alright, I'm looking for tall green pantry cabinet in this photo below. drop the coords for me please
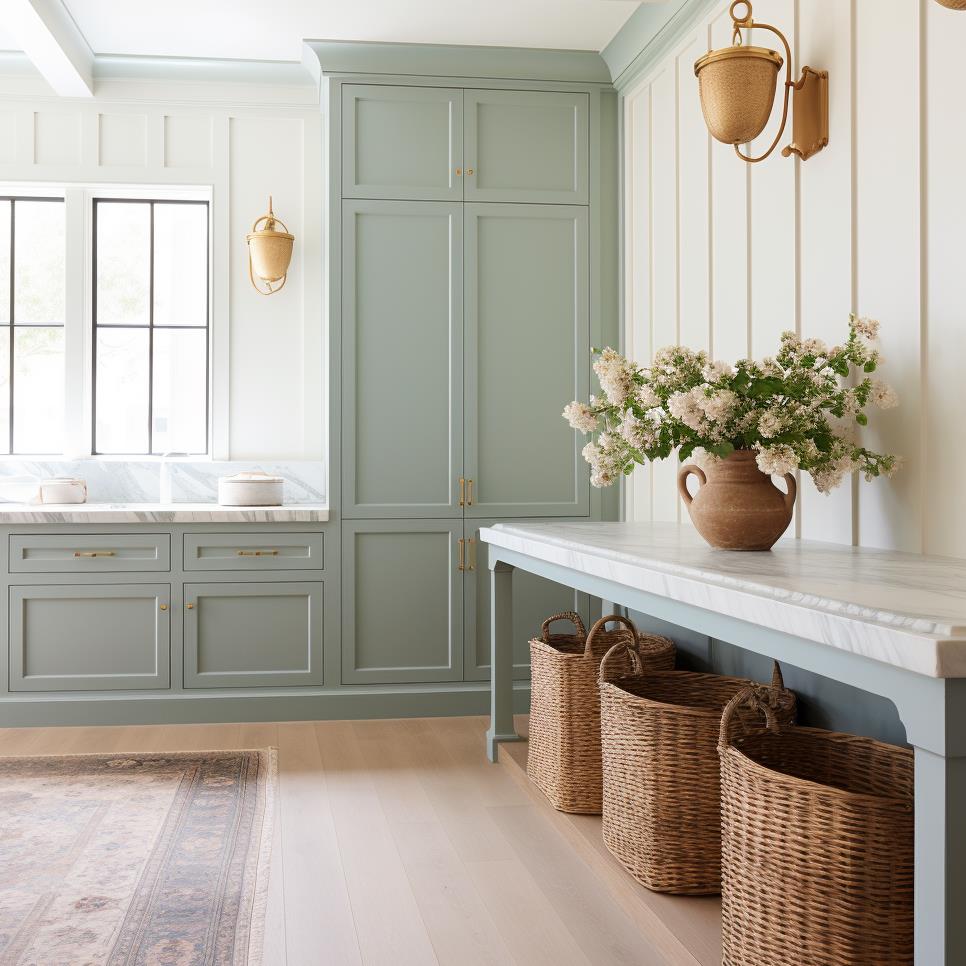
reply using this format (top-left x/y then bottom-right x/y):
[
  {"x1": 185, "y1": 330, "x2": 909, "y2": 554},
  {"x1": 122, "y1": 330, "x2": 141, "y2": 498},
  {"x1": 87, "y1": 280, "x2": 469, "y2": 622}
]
[{"x1": 319, "y1": 49, "x2": 619, "y2": 691}]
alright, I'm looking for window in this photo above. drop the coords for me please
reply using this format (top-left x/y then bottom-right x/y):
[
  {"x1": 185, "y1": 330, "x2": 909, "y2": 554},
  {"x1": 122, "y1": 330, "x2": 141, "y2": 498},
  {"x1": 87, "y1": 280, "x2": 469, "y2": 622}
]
[
  {"x1": 93, "y1": 199, "x2": 209, "y2": 454},
  {"x1": 0, "y1": 186, "x2": 211, "y2": 457},
  {"x1": 0, "y1": 197, "x2": 67, "y2": 455}
]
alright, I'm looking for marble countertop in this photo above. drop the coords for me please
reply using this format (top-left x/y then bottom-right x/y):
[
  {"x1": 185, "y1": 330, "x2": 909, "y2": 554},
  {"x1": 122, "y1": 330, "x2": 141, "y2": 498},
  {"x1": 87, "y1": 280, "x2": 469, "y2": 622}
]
[
  {"x1": 480, "y1": 521, "x2": 966, "y2": 678},
  {"x1": 0, "y1": 503, "x2": 330, "y2": 523}
]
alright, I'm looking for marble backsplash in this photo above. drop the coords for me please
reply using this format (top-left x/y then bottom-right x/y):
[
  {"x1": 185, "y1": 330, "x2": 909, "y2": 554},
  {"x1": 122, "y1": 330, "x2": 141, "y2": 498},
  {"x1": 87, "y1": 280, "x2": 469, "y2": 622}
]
[{"x1": 0, "y1": 460, "x2": 326, "y2": 505}]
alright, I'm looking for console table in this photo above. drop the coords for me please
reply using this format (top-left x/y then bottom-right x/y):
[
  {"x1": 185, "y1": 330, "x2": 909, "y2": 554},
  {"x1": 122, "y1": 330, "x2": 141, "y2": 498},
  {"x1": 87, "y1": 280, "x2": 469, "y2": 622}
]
[{"x1": 480, "y1": 520, "x2": 966, "y2": 966}]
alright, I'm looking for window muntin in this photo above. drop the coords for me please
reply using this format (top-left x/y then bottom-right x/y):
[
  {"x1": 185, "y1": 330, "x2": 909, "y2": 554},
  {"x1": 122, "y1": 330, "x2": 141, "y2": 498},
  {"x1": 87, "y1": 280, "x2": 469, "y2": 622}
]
[
  {"x1": 93, "y1": 198, "x2": 209, "y2": 455},
  {"x1": 0, "y1": 197, "x2": 66, "y2": 455}
]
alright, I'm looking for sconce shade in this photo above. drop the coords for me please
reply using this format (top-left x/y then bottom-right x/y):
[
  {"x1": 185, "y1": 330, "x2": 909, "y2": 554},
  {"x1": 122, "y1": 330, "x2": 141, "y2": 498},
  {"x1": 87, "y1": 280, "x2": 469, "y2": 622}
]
[
  {"x1": 248, "y1": 229, "x2": 293, "y2": 283},
  {"x1": 694, "y1": 46, "x2": 783, "y2": 145},
  {"x1": 935, "y1": 0, "x2": 966, "y2": 8}
]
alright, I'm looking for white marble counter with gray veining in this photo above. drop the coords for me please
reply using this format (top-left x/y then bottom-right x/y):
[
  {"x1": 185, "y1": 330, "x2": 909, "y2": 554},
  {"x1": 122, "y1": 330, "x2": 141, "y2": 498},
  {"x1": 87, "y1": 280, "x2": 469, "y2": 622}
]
[
  {"x1": 0, "y1": 503, "x2": 330, "y2": 523},
  {"x1": 480, "y1": 521, "x2": 966, "y2": 678}
]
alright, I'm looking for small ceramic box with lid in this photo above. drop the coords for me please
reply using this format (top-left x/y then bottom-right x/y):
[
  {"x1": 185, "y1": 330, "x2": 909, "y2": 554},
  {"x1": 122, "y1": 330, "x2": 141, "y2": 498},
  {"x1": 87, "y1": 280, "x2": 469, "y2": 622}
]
[{"x1": 217, "y1": 471, "x2": 284, "y2": 507}]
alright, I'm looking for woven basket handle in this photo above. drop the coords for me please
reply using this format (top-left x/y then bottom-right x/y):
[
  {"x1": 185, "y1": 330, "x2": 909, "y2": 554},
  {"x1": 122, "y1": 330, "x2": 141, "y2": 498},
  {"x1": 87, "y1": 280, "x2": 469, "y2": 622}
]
[
  {"x1": 599, "y1": 640, "x2": 644, "y2": 684},
  {"x1": 540, "y1": 611, "x2": 587, "y2": 643},
  {"x1": 585, "y1": 613, "x2": 639, "y2": 657},
  {"x1": 718, "y1": 661, "x2": 791, "y2": 747}
]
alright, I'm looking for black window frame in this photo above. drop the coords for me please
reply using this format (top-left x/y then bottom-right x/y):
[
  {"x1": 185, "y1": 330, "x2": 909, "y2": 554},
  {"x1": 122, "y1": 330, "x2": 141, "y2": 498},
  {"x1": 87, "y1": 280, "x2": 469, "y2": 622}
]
[
  {"x1": 92, "y1": 196, "x2": 211, "y2": 456},
  {"x1": 1, "y1": 195, "x2": 67, "y2": 455}
]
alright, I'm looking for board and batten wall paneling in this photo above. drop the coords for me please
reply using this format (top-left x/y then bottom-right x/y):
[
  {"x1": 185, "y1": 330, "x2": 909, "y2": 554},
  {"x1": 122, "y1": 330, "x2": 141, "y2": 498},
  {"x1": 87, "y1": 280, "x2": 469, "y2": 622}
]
[
  {"x1": 0, "y1": 91, "x2": 322, "y2": 464},
  {"x1": 622, "y1": 0, "x2": 960, "y2": 556}
]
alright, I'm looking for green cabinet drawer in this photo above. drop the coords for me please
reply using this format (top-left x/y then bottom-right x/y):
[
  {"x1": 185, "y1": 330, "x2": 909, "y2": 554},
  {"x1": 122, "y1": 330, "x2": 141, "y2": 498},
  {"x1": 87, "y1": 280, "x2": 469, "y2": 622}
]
[
  {"x1": 183, "y1": 533, "x2": 323, "y2": 571},
  {"x1": 183, "y1": 582, "x2": 323, "y2": 688},
  {"x1": 9, "y1": 533, "x2": 170, "y2": 573},
  {"x1": 9, "y1": 583, "x2": 171, "y2": 692}
]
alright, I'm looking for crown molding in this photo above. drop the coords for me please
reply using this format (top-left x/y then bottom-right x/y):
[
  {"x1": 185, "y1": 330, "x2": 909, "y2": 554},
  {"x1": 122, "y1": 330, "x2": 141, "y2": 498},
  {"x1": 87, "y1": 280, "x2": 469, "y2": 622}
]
[
  {"x1": 303, "y1": 39, "x2": 612, "y2": 85},
  {"x1": 602, "y1": 0, "x2": 720, "y2": 92}
]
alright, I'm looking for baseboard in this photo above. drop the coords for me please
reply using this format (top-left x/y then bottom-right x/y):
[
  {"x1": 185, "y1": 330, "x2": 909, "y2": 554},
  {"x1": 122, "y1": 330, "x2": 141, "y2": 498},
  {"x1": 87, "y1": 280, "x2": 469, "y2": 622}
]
[{"x1": 0, "y1": 683, "x2": 532, "y2": 728}]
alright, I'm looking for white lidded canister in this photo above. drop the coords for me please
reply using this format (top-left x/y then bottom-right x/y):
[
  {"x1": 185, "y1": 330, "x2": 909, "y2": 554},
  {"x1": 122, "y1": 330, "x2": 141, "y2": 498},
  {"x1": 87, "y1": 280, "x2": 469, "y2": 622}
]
[{"x1": 217, "y1": 471, "x2": 284, "y2": 506}]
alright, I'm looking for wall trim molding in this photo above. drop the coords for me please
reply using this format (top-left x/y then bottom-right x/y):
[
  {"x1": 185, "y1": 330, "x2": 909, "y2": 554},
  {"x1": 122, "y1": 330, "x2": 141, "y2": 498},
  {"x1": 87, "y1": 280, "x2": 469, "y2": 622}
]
[
  {"x1": 304, "y1": 39, "x2": 613, "y2": 85},
  {"x1": 602, "y1": 0, "x2": 721, "y2": 92}
]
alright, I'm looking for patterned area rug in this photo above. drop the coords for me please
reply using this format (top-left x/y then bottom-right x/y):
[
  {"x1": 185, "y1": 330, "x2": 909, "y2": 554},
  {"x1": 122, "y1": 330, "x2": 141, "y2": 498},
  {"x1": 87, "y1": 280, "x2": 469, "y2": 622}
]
[{"x1": 0, "y1": 749, "x2": 276, "y2": 965}]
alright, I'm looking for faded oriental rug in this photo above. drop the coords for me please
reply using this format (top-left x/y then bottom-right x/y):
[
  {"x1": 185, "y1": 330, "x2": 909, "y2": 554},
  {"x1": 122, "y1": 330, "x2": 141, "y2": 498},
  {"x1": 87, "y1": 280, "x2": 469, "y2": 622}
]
[{"x1": 0, "y1": 749, "x2": 276, "y2": 965}]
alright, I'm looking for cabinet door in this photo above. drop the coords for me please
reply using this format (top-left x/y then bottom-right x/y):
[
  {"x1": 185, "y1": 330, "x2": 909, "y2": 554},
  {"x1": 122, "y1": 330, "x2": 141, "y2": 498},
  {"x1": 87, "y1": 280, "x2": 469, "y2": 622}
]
[
  {"x1": 463, "y1": 519, "x2": 589, "y2": 681},
  {"x1": 183, "y1": 582, "x2": 322, "y2": 688},
  {"x1": 343, "y1": 85, "x2": 463, "y2": 201},
  {"x1": 464, "y1": 90, "x2": 589, "y2": 204},
  {"x1": 464, "y1": 204, "x2": 590, "y2": 517},
  {"x1": 342, "y1": 520, "x2": 463, "y2": 684},
  {"x1": 342, "y1": 200, "x2": 464, "y2": 518},
  {"x1": 9, "y1": 584, "x2": 170, "y2": 692}
]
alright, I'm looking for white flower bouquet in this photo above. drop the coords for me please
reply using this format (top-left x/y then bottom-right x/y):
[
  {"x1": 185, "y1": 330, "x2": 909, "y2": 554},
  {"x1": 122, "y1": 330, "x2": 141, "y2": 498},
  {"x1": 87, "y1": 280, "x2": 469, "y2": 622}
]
[{"x1": 563, "y1": 315, "x2": 899, "y2": 492}]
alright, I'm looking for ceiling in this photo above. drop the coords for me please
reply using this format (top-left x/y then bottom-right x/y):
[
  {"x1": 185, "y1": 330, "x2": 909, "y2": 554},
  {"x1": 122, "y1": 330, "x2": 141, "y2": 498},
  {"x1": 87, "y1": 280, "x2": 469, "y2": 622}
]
[{"x1": 0, "y1": 1, "x2": 650, "y2": 63}]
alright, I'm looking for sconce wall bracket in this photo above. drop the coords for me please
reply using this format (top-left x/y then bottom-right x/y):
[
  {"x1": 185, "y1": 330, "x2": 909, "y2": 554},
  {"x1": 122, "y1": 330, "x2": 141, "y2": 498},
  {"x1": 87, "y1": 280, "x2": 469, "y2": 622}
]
[{"x1": 781, "y1": 67, "x2": 829, "y2": 161}]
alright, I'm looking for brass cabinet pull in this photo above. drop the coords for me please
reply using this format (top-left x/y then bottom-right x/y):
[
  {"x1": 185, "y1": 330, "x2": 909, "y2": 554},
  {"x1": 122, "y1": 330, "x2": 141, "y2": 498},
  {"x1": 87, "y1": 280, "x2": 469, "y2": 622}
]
[
  {"x1": 466, "y1": 479, "x2": 474, "y2": 506},
  {"x1": 159, "y1": 603, "x2": 168, "y2": 611},
  {"x1": 466, "y1": 167, "x2": 475, "y2": 175},
  {"x1": 186, "y1": 603, "x2": 195, "y2": 610},
  {"x1": 74, "y1": 550, "x2": 116, "y2": 558},
  {"x1": 458, "y1": 537, "x2": 465, "y2": 572},
  {"x1": 458, "y1": 477, "x2": 466, "y2": 507},
  {"x1": 467, "y1": 538, "x2": 476, "y2": 571},
  {"x1": 236, "y1": 549, "x2": 279, "y2": 557},
  {"x1": 455, "y1": 167, "x2": 462, "y2": 176}
]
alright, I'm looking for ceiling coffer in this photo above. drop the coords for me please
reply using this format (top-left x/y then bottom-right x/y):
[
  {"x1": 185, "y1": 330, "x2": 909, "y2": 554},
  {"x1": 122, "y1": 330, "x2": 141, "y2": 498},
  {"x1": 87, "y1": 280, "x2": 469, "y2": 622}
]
[
  {"x1": 694, "y1": 0, "x2": 828, "y2": 164},
  {"x1": 246, "y1": 196, "x2": 295, "y2": 295}
]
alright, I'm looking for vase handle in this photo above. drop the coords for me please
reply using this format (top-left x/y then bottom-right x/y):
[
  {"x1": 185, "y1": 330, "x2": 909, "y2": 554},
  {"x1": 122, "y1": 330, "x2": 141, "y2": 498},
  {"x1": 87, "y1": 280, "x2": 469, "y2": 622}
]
[
  {"x1": 782, "y1": 473, "x2": 797, "y2": 513},
  {"x1": 677, "y1": 464, "x2": 707, "y2": 507}
]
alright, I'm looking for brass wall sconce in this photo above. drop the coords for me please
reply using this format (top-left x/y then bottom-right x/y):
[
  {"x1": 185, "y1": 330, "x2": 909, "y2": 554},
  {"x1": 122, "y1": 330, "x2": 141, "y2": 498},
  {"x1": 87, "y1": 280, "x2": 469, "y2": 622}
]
[
  {"x1": 246, "y1": 196, "x2": 295, "y2": 295},
  {"x1": 694, "y1": 0, "x2": 828, "y2": 163},
  {"x1": 935, "y1": 0, "x2": 966, "y2": 9}
]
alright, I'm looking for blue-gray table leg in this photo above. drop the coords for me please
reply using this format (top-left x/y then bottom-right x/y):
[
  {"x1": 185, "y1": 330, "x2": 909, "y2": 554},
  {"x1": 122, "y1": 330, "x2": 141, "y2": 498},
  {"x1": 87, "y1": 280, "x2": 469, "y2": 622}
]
[
  {"x1": 486, "y1": 558, "x2": 521, "y2": 762},
  {"x1": 914, "y1": 746, "x2": 966, "y2": 964}
]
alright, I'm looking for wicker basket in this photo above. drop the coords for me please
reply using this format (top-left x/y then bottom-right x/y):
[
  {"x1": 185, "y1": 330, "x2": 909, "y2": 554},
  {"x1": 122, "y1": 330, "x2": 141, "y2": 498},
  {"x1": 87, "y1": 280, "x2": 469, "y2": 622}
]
[
  {"x1": 527, "y1": 613, "x2": 675, "y2": 814},
  {"x1": 718, "y1": 685, "x2": 914, "y2": 966},
  {"x1": 599, "y1": 646, "x2": 795, "y2": 894}
]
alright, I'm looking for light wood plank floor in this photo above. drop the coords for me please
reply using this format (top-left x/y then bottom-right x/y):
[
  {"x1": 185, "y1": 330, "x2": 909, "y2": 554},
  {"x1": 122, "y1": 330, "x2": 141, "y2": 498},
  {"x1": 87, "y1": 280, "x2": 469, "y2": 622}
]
[{"x1": 0, "y1": 715, "x2": 720, "y2": 966}]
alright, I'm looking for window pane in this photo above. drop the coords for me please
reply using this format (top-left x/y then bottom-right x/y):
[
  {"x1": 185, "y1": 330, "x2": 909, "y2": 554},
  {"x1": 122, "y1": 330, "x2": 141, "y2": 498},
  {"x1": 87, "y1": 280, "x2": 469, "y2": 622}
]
[
  {"x1": 96, "y1": 202, "x2": 149, "y2": 326},
  {"x1": 13, "y1": 327, "x2": 64, "y2": 453},
  {"x1": 0, "y1": 201, "x2": 9, "y2": 325},
  {"x1": 154, "y1": 204, "x2": 207, "y2": 326},
  {"x1": 14, "y1": 201, "x2": 65, "y2": 325},
  {"x1": 96, "y1": 328, "x2": 149, "y2": 453},
  {"x1": 0, "y1": 335, "x2": 10, "y2": 454},
  {"x1": 152, "y1": 328, "x2": 207, "y2": 454}
]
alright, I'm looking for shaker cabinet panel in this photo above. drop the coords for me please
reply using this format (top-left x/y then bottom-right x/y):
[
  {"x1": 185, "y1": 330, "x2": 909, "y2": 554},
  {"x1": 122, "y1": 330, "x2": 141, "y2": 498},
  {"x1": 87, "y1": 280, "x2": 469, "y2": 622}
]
[
  {"x1": 463, "y1": 519, "x2": 588, "y2": 681},
  {"x1": 183, "y1": 582, "x2": 322, "y2": 688},
  {"x1": 342, "y1": 85, "x2": 463, "y2": 201},
  {"x1": 342, "y1": 200, "x2": 464, "y2": 518},
  {"x1": 9, "y1": 583, "x2": 170, "y2": 692},
  {"x1": 463, "y1": 90, "x2": 589, "y2": 204},
  {"x1": 464, "y1": 204, "x2": 590, "y2": 517},
  {"x1": 342, "y1": 520, "x2": 463, "y2": 684}
]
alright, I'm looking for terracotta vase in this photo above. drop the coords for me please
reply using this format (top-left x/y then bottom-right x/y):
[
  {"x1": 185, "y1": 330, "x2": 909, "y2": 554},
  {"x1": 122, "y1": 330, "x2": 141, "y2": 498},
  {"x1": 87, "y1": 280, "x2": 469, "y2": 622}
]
[{"x1": 677, "y1": 450, "x2": 796, "y2": 551}]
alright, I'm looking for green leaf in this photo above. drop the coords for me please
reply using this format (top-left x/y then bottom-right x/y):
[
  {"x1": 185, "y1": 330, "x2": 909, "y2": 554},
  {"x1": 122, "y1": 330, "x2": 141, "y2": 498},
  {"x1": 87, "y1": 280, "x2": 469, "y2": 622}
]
[{"x1": 855, "y1": 412, "x2": 868, "y2": 426}]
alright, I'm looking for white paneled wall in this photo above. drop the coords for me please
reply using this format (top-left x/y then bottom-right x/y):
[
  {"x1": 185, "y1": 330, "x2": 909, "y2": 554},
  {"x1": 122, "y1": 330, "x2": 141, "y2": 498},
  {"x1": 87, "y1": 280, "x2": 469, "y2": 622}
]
[
  {"x1": 0, "y1": 79, "x2": 322, "y2": 461},
  {"x1": 623, "y1": 0, "x2": 965, "y2": 556}
]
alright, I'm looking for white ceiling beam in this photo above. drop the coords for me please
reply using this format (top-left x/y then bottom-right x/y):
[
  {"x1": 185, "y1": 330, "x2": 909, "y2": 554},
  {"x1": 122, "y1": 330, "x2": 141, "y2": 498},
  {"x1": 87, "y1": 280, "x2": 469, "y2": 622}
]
[{"x1": 5, "y1": 0, "x2": 94, "y2": 97}]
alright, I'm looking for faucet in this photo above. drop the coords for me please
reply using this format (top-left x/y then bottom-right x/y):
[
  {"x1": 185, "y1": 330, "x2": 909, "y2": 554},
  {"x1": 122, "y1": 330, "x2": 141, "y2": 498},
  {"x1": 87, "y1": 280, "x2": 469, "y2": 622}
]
[{"x1": 159, "y1": 453, "x2": 188, "y2": 504}]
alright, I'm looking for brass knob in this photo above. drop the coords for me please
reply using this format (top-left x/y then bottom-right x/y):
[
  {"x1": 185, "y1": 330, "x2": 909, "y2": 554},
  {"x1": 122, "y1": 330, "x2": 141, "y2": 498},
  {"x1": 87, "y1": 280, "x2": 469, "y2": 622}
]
[
  {"x1": 466, "y1": 167, "x2": 475, "y2": 175},
  {"x1": 159, "y1": 604, "x2": 168, "y2": 611},
  {"x1": 455, "y1": 167, "x2": 462, "y2": 176},
  {"x1": 186, "y1": 603, "x2": 194, "y2": 610}
]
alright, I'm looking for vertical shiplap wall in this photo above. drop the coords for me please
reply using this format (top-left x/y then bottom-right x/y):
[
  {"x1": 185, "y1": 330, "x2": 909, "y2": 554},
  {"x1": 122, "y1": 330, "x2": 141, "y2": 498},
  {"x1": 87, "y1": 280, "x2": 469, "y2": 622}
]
[{"x1": 623, "y1": 0, "x2": 965, "y2": 555}]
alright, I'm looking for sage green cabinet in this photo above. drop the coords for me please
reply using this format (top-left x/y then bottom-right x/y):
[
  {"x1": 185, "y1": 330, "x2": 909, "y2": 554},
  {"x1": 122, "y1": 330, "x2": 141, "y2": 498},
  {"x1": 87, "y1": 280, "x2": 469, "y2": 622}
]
[
  {"x1": 183, "y1": 582, "x2": 323, "y2": 689},
  {"x1": 342, "y1": 85, "x2": 463, "y2": 201},
  {"x1": 342, "y1": 200, "x2": 464, "y2": 519},
  {"x1": 463, "y1": 519, "x2": 589, "y2": 681},
  {"x1": 9, "y1": 583, "x2": 170, "y2": 692},
  {"x1": 342, "y1": 520, "x2": 463, "y2": 684},
  {"x1": 463, "y1": 90, "x2": 589, "y2": 204},
  {"x1": 10, "y1": 533, "x2": 170, "y2": 573},
  {"x1": 464, "y1": 204, "x2": 590, "y2": 517}
]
